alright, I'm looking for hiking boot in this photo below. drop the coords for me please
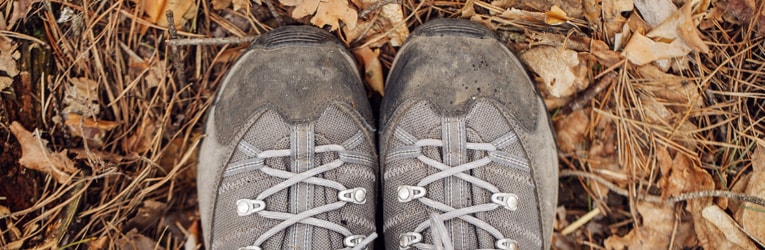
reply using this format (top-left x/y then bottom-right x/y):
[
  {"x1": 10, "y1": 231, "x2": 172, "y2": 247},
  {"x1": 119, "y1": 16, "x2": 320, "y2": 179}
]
[
  {"x1": 380, "y1": 19, "x2": 558, "y2": 250},
  {"x1": 197, "y1": 25, "x2": 378, "y2": 250}
]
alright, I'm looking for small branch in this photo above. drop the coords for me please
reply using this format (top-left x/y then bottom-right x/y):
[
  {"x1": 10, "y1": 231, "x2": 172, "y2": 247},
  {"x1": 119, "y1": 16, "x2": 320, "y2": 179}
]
[
  {"x1": 263, "y1": 0, "x2": 284, "y2": 26},
  {"x1": 563, "y1": 71, "x2": 617, "y2": 114},
  {"x1": 166, "y1": 36, "x2": 259, "y2": 46},
  {"x1": 166, "y1": 11, "x2": 187, "y2": 87},
  {"x1": 560, "y1": 169, "x2": 765, "y2": 207},
  {"x1": 359, "y1": 0, "x2": 397, "y2": 19}
]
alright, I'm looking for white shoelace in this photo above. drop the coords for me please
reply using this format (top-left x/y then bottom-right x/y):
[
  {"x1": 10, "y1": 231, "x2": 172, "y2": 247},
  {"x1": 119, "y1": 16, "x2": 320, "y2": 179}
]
[
  {"x1": 390, "y1": 128, "x2": 524, "y2": 250},
  {"x1": 230, "y1": 133, "x2": 377, "y2": 250}
]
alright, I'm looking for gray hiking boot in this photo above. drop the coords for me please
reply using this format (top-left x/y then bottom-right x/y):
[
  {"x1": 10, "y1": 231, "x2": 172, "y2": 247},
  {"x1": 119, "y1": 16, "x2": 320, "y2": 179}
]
[
  {"x1": 197, "y1": 25, "x2": 378, "y2": 250},
  {"x1": 380, "y1": 19, "x2": 558, "y2": 250}
]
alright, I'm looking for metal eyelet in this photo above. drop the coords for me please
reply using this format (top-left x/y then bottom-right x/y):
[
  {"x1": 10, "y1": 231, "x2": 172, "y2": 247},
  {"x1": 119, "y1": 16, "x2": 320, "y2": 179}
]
[
  {"x1": 397, "y1": 186, "x2": 426, "y2": 202},
  {"x1": 399, "y1": 232, "x2": 423, "y2": 249},
  {"x1": 236, "y1": 199, "x2": 265, "y2": 216},
  {"x1": 344, "y1": 235, "x2": 367, "y2": 248},
  {"x1": 491, "y1": 193, "x2": 519, "y2": 211},
  {"x1": 239, "y1": 246, "x2": 262, "y2": 250},
  {"x1": 338, "y1": 187, "x2": 367, "y2": 204},
  {"x1": 496, "y1": 238, "x2": 519, "y2": 250}
]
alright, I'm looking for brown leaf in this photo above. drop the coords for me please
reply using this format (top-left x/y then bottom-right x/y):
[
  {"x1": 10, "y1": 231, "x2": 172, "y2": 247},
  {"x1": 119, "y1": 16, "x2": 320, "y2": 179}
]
[
  {"x1": 132, "y1": 0, "x2": 198, "y2": 28},
  {"x1": 117, "y1": 229, "x2": 165, "y2": 250},
  {"x1": 8, "y1": 0, "x2": 41, "y2": 29},
  {"x1": 353, "y1": 47, "x2": 384, "y2": 96},
  {"x1": 700, "y1": 205, "x2": 757, "y2": 249},
  {"x1": 380, "y1": 4, "x2": 409, "y2": 46},
  {"x1": 520, "y1": 46, "x2": 589, "y2": 98},
  {"x1": 718, "y1": 0, "x2": 765, "y2": 35},
  {"x1": 544, "y1": 5, "x2": 569, "y2": 25},
  {"x1": 122, "y1": 117, "x2": 158, "y2": 154},
  {"x1": 310, "y1": 0, "x2": 358, "y2": 31},
  {"x1": 604, "y1": 202, "x2": 696, "y2": 249},
  {"x1": 65, "y1": 113, "x2": 119, "y2": 147},
  {"x1": 624, "y1": 2, "x2": 709, "y2": 65},
  {"x1": 554, "y1": 109, "x2": 589, "y2": 154},
  {"x1": 633, "y1": 0, "x2": 677, "y2": 27},
  {"x1": 0, "y1": 35, "x2": 20, "y2": 78},
  {"x1": 63, "y1": 77, "x2": 100, "y2": 117},
  {"x1": 9, "y1": 122, "x2": 77, "y2": 184},
  {"x1": 660, "y1": 152, "x2": 714, "y2": 200},
  {"x1": 740, "y1": 142, "x2": 765, "y2": 243},
  {"x1": 647, "y1": 2, "x2": 709, "y2": 53},
  {"x1": 281, "y1": 0, "x2": 320, "y2": 19},
  {"x1": 211, "y1": 0, "x2": 233, "y2": 9}
]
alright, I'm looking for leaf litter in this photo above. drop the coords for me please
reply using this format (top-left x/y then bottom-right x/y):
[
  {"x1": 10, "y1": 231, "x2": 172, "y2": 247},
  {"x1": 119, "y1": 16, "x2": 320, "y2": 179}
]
[{"x1": 2, "y1": 0, "x2": 765, "y2": 249}]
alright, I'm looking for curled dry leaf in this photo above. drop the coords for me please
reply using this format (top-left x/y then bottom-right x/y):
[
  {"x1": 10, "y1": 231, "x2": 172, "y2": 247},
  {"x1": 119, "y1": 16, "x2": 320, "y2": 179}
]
[
  {"x1": 623, "y1": 2, "x2": 709, "y2": 65},
  {"x1": 122, "y1": 117, "x2": 158, "y2": 154},
  {"x1": 117, "y1": 229, "x2": 166, "y2": 250},
  {"x1": 544, "y1": 5, "x2": 569, "y2": 25},
  {"x1": 520, "y1": 46, "x2": 589, "y2": 98},
  {"x1": 310, "y1": 0, "x2": 358, "y2": 31},
  {"x1": 63, "y1": 77, "x2": 100, "y2": 117},
  {"x1": 739, "y1": 142, "x2": 765, "y2": 243},
  {"x1": 132, "y1": 0, "x2": 198, "y2": 28},
  {"x1": 700, "y1": 205, "x2": 757, "y2": 249},
  {"x1": 353, "y1": 47, "x2": 384, "y2": 96},
  {"x1": 282, "y1": 0, "x2": 358, "y2": 31},
  {"x1": 554, "y1": 109, "x2": 589, "y2": 154},
  {"x1": 64, "y1": 113, "x2": 119, "y2": 147},
  {"x1": 633, "y1": 0, "x2": 677, "y2": 27},
  {"x1": 9, "y1": 122, "x2": 77, "y2": 184},
  {"x1": 0, "y1": 35, "x2": 20, "y2": 78},
  {"x1": 718, "y1": 0, "x2": 765, "y2": 34},
  {"x1": 604, "y1": 201, "x2": 696, "y2": 249},
  {"x1": 380, "y1": 4, "x2": 409, "y2": 47}
]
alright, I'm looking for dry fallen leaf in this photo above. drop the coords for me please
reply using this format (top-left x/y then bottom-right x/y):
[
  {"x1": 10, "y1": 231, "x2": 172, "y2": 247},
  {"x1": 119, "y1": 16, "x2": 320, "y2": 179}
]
[
  {"x1": 132, "y1": 0, "x2": 198, "y2": 28},
  {"x1": 310, "y1": 0, "x2": 358, "y2": 31},
  {"x1": 0, "y1": 35, "x2": 20, "y2": 78},
  {"x1": 554, "y1": 109, "x2": 589, "y2": 154},
  {"x1": 623, "y1": 2, "x2": 709, "y2": 65},
  {"x1": 8, "y1": 0, "x2": 41, "y2": 29},
  {"x1": 739, "y1": 142, "x2": 765, "y2": 243},
  {"x1": 9, "y1": 122, "x2": 77, "y2": 184},
  {"x1": 122, "y1": 117, "x2": 158, "y2": 154},
  {"x1": 281, "y1": 0, "x2": 320, "y2": 19},
  {"x1": 380, "y1": 4, "x2": 409, "y2": 46},
  {"x1": 117, "y1": 229, "x2": 166, "y2": 250},
  {"x1": 520, "y1": 46, "x2": 589, "y2": 98},
  {"x1": 633, "y1": 0, "x2": 677, "y2": 27},
  {"x1": 64, "y1": 113, "x2": 119, "y2": 147},
  {"x1": 718, "y1": 0, "x2": 765, "y2": 34},
  {"x1": 63, "y1": 77, "x2": 100, "y2": 117},
  {"x1": 544, "y1": 5, "x2": 569, "y2": 25},
  {"x1": 700, "y1": 205, "x2": 757, "y2": 249},
  {"x1": 353, "y1": 47, "x2": 384, "y2": 96},
  {"x1": 604, "y1": 201, "x2": 696, "y2": 249}
]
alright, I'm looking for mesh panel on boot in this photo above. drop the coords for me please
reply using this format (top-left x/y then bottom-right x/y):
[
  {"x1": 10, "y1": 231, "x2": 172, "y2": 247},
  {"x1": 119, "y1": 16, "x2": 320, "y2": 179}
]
[
  {"x1": 212, "y1": 105, "x2": 376, "y2": 249},
  {"x1": 383, "y1": 100, "x2": 542, "y2": 249}
]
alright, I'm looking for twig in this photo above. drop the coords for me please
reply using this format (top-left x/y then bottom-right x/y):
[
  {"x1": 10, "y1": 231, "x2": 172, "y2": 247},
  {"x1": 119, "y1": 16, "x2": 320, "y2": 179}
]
[
  {"x1": 563, "y1": 71, "x2": 617, "y2": 114},
  {"x1": 560, "y1": 169, "x2": 765, "y2": 206},
  {"x1": 166, "y1": 11, "x2": 187, "y2": 88},
  {"x1": 359, "y1": 0, "x2": 397, "y2": 19},
  {"x1": 167, "y1": 35, "x2": 259, "y2": 46},
  {"x1": 561, "y1": 208, "x2": 602, "y2": 235},
  {"x1": 263, "y1": 0, "x2": 284, "y2": 26}
]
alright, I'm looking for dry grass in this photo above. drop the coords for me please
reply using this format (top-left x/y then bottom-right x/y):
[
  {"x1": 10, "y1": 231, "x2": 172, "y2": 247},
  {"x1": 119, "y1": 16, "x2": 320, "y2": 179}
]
[{"x1": 0, "y1": 0, "x2": 763, "y2": 249}]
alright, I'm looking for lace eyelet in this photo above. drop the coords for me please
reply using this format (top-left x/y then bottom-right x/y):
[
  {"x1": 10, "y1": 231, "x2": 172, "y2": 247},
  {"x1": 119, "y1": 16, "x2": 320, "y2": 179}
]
[
  {"x1": 236, "y1": 199, "x2": 265, "y2": 216},
  {"x1": 399, "y1": 232, "x2": 422, "y2": 249},
  {"x1": 339, "y1": 187, "x2": 367, "y2": 204},
  {"x1": 491, "y1": 193, "x2": 519, "y2": 211},
  {"x1": 496, "y1": 238, "x2": 519, "y2": 250},
  {"x1": 397, "y1": 186, "x2": 426, "y2": 202},
  {"x1": 344, "y1": 235, "x2": 367, "y2": 248},
  {"x1": 238, "y1": 246, "x2": 262, "y2": 250}
]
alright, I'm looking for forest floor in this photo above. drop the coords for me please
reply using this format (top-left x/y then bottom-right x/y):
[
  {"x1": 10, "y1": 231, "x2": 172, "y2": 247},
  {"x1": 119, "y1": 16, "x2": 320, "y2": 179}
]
[{"x1": 0, "y1": 0, "x2": 764, "y2": 249}]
